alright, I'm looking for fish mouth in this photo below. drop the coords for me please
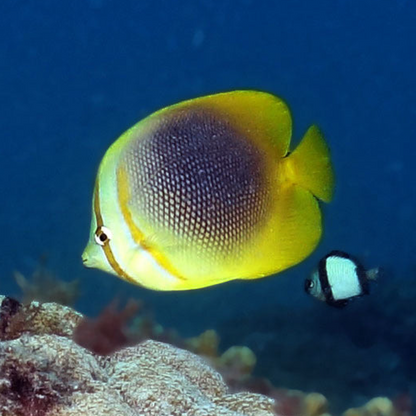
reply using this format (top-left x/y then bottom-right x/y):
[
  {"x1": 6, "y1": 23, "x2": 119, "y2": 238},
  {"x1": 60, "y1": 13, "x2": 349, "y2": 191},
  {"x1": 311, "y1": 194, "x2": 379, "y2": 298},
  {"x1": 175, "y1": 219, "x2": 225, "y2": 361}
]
[{"x1": 81, "y1": 252, "x2": 91, "y2": 268}]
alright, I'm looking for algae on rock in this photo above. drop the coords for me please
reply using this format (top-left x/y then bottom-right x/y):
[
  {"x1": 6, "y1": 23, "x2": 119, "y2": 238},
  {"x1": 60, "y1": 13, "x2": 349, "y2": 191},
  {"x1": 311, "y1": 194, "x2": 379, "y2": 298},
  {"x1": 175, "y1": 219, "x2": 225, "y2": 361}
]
[{"x1": 0, "y1": 295, "x2": 275, "y2": 416}]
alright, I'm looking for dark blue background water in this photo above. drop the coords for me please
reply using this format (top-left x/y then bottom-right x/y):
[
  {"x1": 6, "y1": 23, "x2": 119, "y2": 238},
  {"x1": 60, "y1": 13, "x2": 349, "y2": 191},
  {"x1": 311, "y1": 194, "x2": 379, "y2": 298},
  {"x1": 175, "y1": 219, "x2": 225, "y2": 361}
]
[{"x1": 1, "y1": 0, "x2": 415, "y2": 413}]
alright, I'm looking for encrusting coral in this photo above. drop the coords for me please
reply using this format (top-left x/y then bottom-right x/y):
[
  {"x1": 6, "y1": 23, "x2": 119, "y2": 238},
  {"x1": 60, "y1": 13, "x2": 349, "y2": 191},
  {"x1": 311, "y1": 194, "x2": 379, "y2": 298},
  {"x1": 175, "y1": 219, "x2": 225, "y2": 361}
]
[
  {"x1": 0, "y1": 295, "x2": 276, "y2": 416},
  {"x1": 3, "y1": 262, "x2": 412, "y2": 416},
  {"x1": 342, "y1": 397, "x2": 401, "y2": 416}
]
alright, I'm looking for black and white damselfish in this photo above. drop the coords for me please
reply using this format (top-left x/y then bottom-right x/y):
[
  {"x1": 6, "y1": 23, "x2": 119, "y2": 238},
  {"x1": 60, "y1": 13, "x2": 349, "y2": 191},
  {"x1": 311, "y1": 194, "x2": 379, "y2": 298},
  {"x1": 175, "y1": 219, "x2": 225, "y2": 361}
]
[{"x1": 305, "y1": 251, "x2": 379, "y2": 308}]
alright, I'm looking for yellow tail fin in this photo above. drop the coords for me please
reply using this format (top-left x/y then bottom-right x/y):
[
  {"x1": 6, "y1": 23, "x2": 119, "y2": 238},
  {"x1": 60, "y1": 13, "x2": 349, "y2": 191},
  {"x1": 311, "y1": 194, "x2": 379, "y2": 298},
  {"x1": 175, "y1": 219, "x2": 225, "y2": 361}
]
[{"x1": 282, "y1": 125, "x2": 335, "y2": 202}]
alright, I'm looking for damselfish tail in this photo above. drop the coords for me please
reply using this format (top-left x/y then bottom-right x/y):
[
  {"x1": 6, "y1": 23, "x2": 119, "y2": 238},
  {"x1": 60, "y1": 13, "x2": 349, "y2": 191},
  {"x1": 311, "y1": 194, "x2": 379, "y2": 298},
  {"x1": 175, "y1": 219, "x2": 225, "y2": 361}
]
[
  {"x1": 366, "y1": 268, "x2": 380, "y2": 281},
  {"x1": 282, "y1": 125, "x2": 335, "y2": 202}
]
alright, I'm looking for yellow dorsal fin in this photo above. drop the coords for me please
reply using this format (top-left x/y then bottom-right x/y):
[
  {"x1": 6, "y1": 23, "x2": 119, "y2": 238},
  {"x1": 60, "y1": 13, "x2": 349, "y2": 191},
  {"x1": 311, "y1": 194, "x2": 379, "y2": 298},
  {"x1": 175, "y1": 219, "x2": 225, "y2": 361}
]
[{"x1": 282, "y1": 125, "x2": 335, "y2": 202}]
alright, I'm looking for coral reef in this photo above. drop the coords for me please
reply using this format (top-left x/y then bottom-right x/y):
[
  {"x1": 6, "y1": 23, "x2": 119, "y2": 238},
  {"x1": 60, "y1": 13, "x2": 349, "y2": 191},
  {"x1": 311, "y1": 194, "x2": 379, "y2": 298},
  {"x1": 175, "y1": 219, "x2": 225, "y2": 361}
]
[
  {"x1": 73, "y1": 299, "x2": 141, "y2": 355},
  {"x1": 218, "y1": 279, "x2": 416, "y2": 414},
  {"x1": 72, "y1": 297, "x2": 411, "y2": 416},
  {"x1": 5, "y1": 263, "x2": 413, "y2": 416},
  {"x1": 0, "y1": 295, "x2": 275, "y2": 415},
  {"x1": 343, "y1": 397, "x2": 400, "y2": 416},
  {"x1": 185, "y1": 329, "x2": 220, "y2": 357}
]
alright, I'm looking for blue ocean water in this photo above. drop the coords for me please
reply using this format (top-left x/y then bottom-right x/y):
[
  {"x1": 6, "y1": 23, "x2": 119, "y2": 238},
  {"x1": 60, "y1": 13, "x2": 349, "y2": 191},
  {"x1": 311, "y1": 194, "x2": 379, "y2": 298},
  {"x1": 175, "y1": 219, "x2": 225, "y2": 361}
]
[{"x1": 1, "y1": 0, "x2": 415, "y2": 413}]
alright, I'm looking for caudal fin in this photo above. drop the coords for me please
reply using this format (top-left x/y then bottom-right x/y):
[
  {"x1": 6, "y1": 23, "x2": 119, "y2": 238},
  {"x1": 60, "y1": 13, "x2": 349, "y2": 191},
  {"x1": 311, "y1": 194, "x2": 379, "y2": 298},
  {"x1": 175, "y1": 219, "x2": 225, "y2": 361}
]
[
  {"x1": 283, "y1": 125, "x2": 335, "y2": 202},
  {"x1": 366, "y1": 268, "x2": 380, "y2": 281}
]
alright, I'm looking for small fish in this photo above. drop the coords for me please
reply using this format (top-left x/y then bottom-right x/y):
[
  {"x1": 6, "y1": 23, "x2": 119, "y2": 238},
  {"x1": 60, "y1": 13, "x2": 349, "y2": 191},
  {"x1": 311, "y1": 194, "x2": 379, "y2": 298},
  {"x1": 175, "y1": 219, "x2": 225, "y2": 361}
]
[
  {"x1": 305, "y1": 250, "x2": 379, "y2": 307},
  {"x1": 82, "y1": 90, "x2": 335, "y2": 290}
]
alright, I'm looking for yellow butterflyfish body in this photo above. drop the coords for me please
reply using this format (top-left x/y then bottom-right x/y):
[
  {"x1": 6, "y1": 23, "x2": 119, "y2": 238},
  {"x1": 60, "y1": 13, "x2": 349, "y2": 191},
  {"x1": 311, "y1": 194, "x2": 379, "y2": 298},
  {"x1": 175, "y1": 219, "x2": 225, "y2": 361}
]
[{"x1": 82, "y1": 90, "x2": 335, "y2": 290}]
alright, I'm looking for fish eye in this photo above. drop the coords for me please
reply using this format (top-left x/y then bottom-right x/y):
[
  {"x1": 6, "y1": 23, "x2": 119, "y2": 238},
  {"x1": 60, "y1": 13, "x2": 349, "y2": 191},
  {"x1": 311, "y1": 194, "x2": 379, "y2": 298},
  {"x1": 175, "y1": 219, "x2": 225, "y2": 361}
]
[
  {"x1": 304, "y1": 279, "x2": 314, "y2": 292},
  {"x1": 95, "y1": 226, "x2": 113, "y2": 246}
]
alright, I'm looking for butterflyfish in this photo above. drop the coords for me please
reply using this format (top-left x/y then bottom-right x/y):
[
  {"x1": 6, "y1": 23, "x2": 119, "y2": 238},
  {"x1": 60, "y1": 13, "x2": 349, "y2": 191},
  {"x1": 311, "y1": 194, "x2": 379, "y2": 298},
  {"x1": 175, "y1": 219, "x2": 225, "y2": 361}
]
[{"x1": 82, "y1": 90, "x2": 335, "y2": 290}]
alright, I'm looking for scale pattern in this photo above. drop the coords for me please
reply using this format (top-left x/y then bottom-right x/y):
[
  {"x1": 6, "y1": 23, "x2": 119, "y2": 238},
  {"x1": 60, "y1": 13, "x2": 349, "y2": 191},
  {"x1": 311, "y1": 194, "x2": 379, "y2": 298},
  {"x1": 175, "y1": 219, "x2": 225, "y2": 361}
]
[{"x1": 121, "y1": 107, "x2": 271, "y2": 258}]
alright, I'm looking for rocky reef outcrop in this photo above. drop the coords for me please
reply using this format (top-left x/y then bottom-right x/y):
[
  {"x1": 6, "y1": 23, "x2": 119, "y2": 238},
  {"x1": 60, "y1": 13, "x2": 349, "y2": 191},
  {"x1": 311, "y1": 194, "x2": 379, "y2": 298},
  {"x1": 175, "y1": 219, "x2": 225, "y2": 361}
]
[{"x1": 0, "y1": 295, "x2": 275, "y2": 416}]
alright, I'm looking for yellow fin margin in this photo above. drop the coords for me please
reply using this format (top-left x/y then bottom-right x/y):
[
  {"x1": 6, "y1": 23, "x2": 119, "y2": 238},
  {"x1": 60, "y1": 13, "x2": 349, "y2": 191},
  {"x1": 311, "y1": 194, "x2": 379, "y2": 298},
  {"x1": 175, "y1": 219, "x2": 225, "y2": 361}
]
[
  {"x1": 239, "y1": 184, "x2": 322, "y2": 280},
  {"x1": 239, "y1": 125, "x2": 334, "y2": 281}
]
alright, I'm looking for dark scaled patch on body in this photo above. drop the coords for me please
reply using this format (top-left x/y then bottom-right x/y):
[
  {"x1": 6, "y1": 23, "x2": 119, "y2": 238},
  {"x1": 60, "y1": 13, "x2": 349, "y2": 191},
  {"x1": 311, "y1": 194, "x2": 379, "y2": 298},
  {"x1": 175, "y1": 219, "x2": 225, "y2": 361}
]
[{"x1": 121, "y1": 106, "x2": 271, "y2": 259}]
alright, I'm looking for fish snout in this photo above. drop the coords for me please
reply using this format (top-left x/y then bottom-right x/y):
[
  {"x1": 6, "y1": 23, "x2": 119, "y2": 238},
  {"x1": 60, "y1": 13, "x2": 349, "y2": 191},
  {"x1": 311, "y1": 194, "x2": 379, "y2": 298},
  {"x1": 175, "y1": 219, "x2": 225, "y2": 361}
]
[{"x1": 81, "y1": 250, "x2": 92, "y2": 268}]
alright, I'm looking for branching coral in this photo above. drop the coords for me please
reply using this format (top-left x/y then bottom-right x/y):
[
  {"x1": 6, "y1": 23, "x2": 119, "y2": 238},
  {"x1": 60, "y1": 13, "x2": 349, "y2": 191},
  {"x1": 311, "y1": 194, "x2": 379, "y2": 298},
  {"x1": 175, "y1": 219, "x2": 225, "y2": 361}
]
[{"x1": 0, "y1": 295, "x2": 276, "y2": 415}]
